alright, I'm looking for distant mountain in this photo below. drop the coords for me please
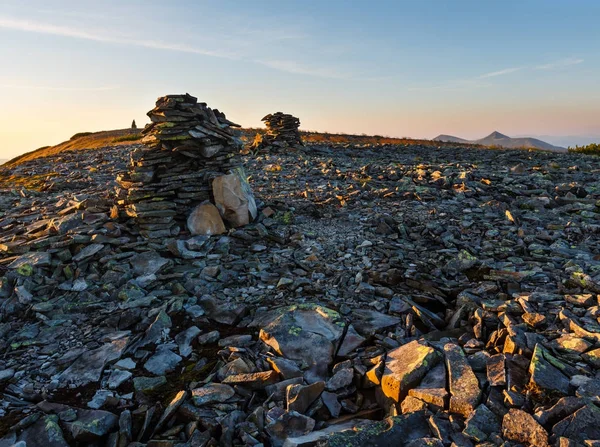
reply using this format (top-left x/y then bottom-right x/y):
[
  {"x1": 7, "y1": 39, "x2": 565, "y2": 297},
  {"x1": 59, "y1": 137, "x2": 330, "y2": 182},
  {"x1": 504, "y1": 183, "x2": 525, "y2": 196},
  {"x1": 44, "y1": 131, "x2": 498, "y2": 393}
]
[
  {"x1": 433, "y1": 131, "x2": 566, "y2": 151},
  {"x1": 433, "y1": 135, "x2": 470, "y2": 144},
  {"x1": 515, "y1": 134, "x2": 600, "y2": 149}
]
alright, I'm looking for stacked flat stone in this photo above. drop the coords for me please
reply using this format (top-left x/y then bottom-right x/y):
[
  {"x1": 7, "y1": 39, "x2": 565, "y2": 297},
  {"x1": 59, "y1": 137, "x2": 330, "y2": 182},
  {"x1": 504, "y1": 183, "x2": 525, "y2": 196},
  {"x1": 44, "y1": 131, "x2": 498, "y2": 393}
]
[
  {"x1": 116, "y1": 93, "x2": 255, "y2": 239},
  {"x1": 253, "y1": 112, "x2": 302, "y2": 150}
]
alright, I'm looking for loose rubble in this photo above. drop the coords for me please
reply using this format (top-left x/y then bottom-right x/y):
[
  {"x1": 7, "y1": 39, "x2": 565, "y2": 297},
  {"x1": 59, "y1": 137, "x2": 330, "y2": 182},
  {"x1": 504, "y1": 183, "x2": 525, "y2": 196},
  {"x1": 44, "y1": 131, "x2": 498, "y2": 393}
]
[{"x1": 1, "y1": 138, "x2": 600, "y2": 446}]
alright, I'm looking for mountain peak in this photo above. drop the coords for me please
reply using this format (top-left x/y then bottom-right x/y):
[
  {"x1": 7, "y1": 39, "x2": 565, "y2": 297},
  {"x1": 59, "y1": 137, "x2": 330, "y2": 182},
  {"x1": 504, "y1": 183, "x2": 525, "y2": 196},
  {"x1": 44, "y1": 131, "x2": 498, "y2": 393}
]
[{"x1": 487, "y1": 131, "x2": 509, "y2": 139}]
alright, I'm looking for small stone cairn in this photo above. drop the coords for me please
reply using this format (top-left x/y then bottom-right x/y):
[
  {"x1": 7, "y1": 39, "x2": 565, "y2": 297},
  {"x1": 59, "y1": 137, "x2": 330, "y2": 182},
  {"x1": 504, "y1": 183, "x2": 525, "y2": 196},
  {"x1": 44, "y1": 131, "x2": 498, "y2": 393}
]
[
  {"x1": 251, "y1": 112, "x2": 303, "y2": 151},
  {"x1": 116, "y1": 94, "x2": 256, "y2": 238}
]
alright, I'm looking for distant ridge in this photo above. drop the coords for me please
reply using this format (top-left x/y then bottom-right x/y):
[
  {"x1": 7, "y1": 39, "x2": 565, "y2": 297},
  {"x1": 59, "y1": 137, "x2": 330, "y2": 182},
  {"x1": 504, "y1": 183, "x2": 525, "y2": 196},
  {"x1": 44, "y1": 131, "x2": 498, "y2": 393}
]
[{"x1": 433, "y1": 131, "x2": 566, "y2": 151}]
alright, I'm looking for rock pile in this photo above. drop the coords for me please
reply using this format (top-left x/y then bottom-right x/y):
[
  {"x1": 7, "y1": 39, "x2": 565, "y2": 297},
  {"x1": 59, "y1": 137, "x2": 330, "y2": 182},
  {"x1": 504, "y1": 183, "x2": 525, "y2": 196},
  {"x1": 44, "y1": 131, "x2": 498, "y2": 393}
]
[
  {"x1": 116, "y1": 94, "x2": 256, "y2": 238},
  {"x1": 252, "y1": 112, "x2": 302, "y2": 151}
]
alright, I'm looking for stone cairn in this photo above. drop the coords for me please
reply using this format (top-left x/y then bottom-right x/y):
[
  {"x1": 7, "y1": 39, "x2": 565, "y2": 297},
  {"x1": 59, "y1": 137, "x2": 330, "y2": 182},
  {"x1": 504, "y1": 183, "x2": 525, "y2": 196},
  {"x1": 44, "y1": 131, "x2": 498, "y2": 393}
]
[
  {"x1": 116, "y1": 93, "x2": 256, "y2": 239},
  {"x1": 251, "y1": 112, "x2": 302, "y2": 151}
]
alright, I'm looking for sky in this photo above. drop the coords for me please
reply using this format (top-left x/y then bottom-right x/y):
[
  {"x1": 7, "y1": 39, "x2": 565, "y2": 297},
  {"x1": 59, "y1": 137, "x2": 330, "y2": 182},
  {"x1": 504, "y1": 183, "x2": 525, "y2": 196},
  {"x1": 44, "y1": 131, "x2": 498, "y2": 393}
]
[{"x1": 1, "y1": 0, "x2": 600, "y2": 158}]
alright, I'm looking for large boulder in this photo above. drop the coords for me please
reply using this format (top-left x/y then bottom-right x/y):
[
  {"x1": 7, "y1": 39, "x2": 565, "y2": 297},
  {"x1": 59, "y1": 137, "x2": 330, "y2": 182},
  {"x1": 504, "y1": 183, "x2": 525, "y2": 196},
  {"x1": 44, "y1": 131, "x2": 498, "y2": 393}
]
[
  {"x1": 254, "y1": 304, "x2": 345, "y2": 381},
  {"x1": 187, "y1": 201, "x2": 226, "y2": 235},
  {"x1": 212, "y1": 170, "x2": 257, "y2": 227}
]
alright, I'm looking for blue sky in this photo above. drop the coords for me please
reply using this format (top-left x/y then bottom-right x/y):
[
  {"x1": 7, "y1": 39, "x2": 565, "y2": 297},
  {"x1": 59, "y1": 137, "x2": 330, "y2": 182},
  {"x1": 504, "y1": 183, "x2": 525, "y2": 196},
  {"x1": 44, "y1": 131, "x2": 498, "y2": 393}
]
[{"x1": 1, "y1": 0, "x2": 599, "y2": 157}]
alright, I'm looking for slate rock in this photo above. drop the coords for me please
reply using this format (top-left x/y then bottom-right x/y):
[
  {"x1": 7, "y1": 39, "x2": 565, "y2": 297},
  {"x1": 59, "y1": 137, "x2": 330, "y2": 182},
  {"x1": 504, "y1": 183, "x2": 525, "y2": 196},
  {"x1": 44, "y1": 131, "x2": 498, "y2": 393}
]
[
  {"x1": 192, "y1": 383, "x2": 235, "y2": 406},
  {"x1": 323, "y1": 411, "x2": 431, "y2": 447},
  {"x1": 502, "y1": 408, "x2": 548, "y2": 447},
  {"x1": 381, "y1": 340, "x2": 440, "y2": 402},
  {"x1": 444, "y1": 343, "x2": 481, "y2": 417},
  {"x1": 463, "y1": 404, "x2": 500, "y2": 442},
  {"x1": 287, "y1": 381, "x2": 325, "y2": 414},
  {"x1": 18, "y1": 415, "x2": 69, "y2": 447},
  {"x1": 256, "y1": 304, "x2": 344, "y2": 380},
  {"x1": 529, "y1": 344, "x2": 570, "y2": 395}
]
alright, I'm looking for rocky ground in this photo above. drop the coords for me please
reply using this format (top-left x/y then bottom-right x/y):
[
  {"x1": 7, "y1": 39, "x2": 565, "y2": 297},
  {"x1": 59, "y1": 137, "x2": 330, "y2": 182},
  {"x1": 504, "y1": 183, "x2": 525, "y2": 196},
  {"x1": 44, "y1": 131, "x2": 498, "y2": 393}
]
[{"x1": 1, "y1": 142, "x2": 600, "y2": 446}]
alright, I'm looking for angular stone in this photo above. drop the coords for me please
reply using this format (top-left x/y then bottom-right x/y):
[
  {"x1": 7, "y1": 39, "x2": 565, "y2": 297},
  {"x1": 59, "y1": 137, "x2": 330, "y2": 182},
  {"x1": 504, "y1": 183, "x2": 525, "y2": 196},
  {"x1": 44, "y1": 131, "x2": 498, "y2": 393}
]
[
  {"x1": 174, "y1": 326, "x2": 201, "y2": 357},
  {"x1": 408, "y1": 362, "x2": 447, "y2": 409},
  {"x1": 324, "y1": 411, "x2": 431, "y2": 447},
  {"x1": 155, "y1": 390, "x2": 187, "y2": 432},
  {"x1": 256, "y1": 304, "x2": 344, "y2": 381},
  {"x1": 502, "y1": 408, "x2": 548, "y2": 447},
  {"x1": 401, "y1": 396, "x2": 428, "y2": 414},
  {"x1": 266, "y1": 377, "x2": 305, "y2": 401},
  {"x1": 326, "y1": 368, "x2": 353, "y2": 391},
  {"x1": 8, "y1": 251, "x2": 51, "y2": 270},
  {"x1": 282, "y1": 420, "x2": 371, "y2": 447},
  {"x1": 529, "y1": 344, "x2": 570, "y2": 395},
  {"x1": 65, "y1": 409, "x2": 118, "y2": 442},
  {"x1": 73, "y1": 243, "x2": 105, "y2": 262},
  {"x1": 552, "y1": 404, "x2": 600, "y2": 442},
  {"x1": 444, "y1": 343, "x2": 481, "y2": 417},
  {"x1": 199, "y1": 296, "x2": 247, "y2": 325},
  {"x1": 131, "y1": 251, "x2": 170, "y2": 276},
  {"x1": 266, "y1": 357, "x2": 303, "y2": 379},
  {"x1": 534, "y1": 396, "x2": 585, "y2": 426},
  {"x1": 463, "y1": 404, "x2": 500, "y2": 442},
  {"x1": 187, "y1": 201, "x2": 226, "y2": 236},
  {"x1": 266, "y1": 411, "x2": 316, "y2": 447},
  {"x1": 583, "y1": 348, "x2": 600, "y2": 368},
  {"x1": 321, "y1": 391, "x2": 342, "y2": 418},
  {"x1": 107, "y1": 369, "x2": 132, "y2": 389},
  {"x1": 133, "y1": 375, "x2": 167, "y2": 393},
  {"x1": 143, "y1": 347, "x2": 182, "y2": 375},
  {"x1": 486, "y1": 353, "x2": 506, "y2": 386},
  {"x1": 350, "y1": 309, "x2": 402, "y2": 336},
  {"x1": 221, "y1": 371, "x2": 279, "y2": 390},
  {"x1": 382, "y1": 340, "x2": 441, "y2": 402},
  {"x1": 58, "y1": 338, "x2": 128, "y2": 387},
  {"x1": 18, "y1": 415, "x2": 69, "y2": 447},
  {"x1": 287, "y1": 381, "x2": 325, "y2": 414},
  {"x1": 192, "y1": 383, "x2": 235, "y2": 406},
  {"x1": 337, "y1": 324, "x2": 366, "y2": 357}
]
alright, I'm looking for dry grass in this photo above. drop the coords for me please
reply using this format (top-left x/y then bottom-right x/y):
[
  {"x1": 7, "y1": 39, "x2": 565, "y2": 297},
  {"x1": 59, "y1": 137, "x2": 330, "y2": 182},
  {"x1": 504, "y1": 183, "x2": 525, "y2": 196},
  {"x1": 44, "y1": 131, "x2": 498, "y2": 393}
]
[{"x1": 4, "y1": 128, "x2": 141, "y2": 167}]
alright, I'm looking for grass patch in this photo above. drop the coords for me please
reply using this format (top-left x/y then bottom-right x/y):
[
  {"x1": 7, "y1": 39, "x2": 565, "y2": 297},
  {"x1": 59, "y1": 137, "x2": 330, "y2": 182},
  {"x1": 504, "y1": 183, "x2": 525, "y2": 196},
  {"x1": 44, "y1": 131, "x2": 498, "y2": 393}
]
[
  {"x1": 112, "y1": 134, "x2": 142, "y2": 143},
  {"x1": 569, "y1": 143, "x2": 600, "y2": 155},
  {"x1": 70, "y1": 132, "x2": 93, "y2": 140}
]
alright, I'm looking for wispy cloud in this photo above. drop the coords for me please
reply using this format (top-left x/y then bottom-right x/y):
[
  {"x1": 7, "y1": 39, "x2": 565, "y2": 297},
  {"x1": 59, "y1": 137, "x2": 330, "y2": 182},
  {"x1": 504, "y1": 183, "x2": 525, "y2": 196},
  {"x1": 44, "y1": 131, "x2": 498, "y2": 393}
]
[
  {"x1": 478, "y1": 67, "x2": 522, "y2": 78},
  {"x1": 0, "y1": 83, "x2": 119, "y2": 91},
  {"x1": 0, "y1": 15, "x2": 343, "y2": 79},
  {"x1": 535, "y1": 57, "x2": 584, "y2": 70},
  {"x1": 408, "y1": 79, "x2": 488, "y2": 92},
  {"x1": 254, "y1": 59, "x2": 350, "y2": 80},
  {"x1": 0, "y1": 16, "x2": 238, "y2": 59}
]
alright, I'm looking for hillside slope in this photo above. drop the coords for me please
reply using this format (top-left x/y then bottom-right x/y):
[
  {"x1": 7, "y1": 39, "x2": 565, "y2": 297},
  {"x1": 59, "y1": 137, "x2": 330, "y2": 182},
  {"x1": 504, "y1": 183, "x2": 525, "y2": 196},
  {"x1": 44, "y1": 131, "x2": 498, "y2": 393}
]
[{"x1": 4, "y1": 128, "x2": 141, "y2": 167}]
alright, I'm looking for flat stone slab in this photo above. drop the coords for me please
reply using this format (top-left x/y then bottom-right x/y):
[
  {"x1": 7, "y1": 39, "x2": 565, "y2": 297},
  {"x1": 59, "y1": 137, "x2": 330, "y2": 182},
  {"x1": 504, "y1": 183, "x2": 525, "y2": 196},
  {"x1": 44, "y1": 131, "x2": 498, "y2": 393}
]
[
  {"x1": 192, "y1": 383, "x2": 235, "y2": 406},
  {"x1": 8, "y1": 252, "x2": 51, "y2": 270},
  {"x1": 58, "y1": 338, "x2": 128, "y2": 388},
  {"x1": 408, "y1": 362, "x2": 447, "y2": 409},
  {"x1": 381, "y1": 340, "x2": 440, "y2": 402},
  {"x1": 502, "y1": 408, "x2": 549, "y2": 447},
  {"x1": 444, "y1": 343, "x2": 481, "y2": 417},
  {"x1": 529, "y1": 344, "x2": 570, "y2": 395},
  {"x1": 256, "y1": 304, "x2": 344, "y2": 379},
  {"x1": 323, "y1": 411, "x2": 431, "y2": 447}
]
